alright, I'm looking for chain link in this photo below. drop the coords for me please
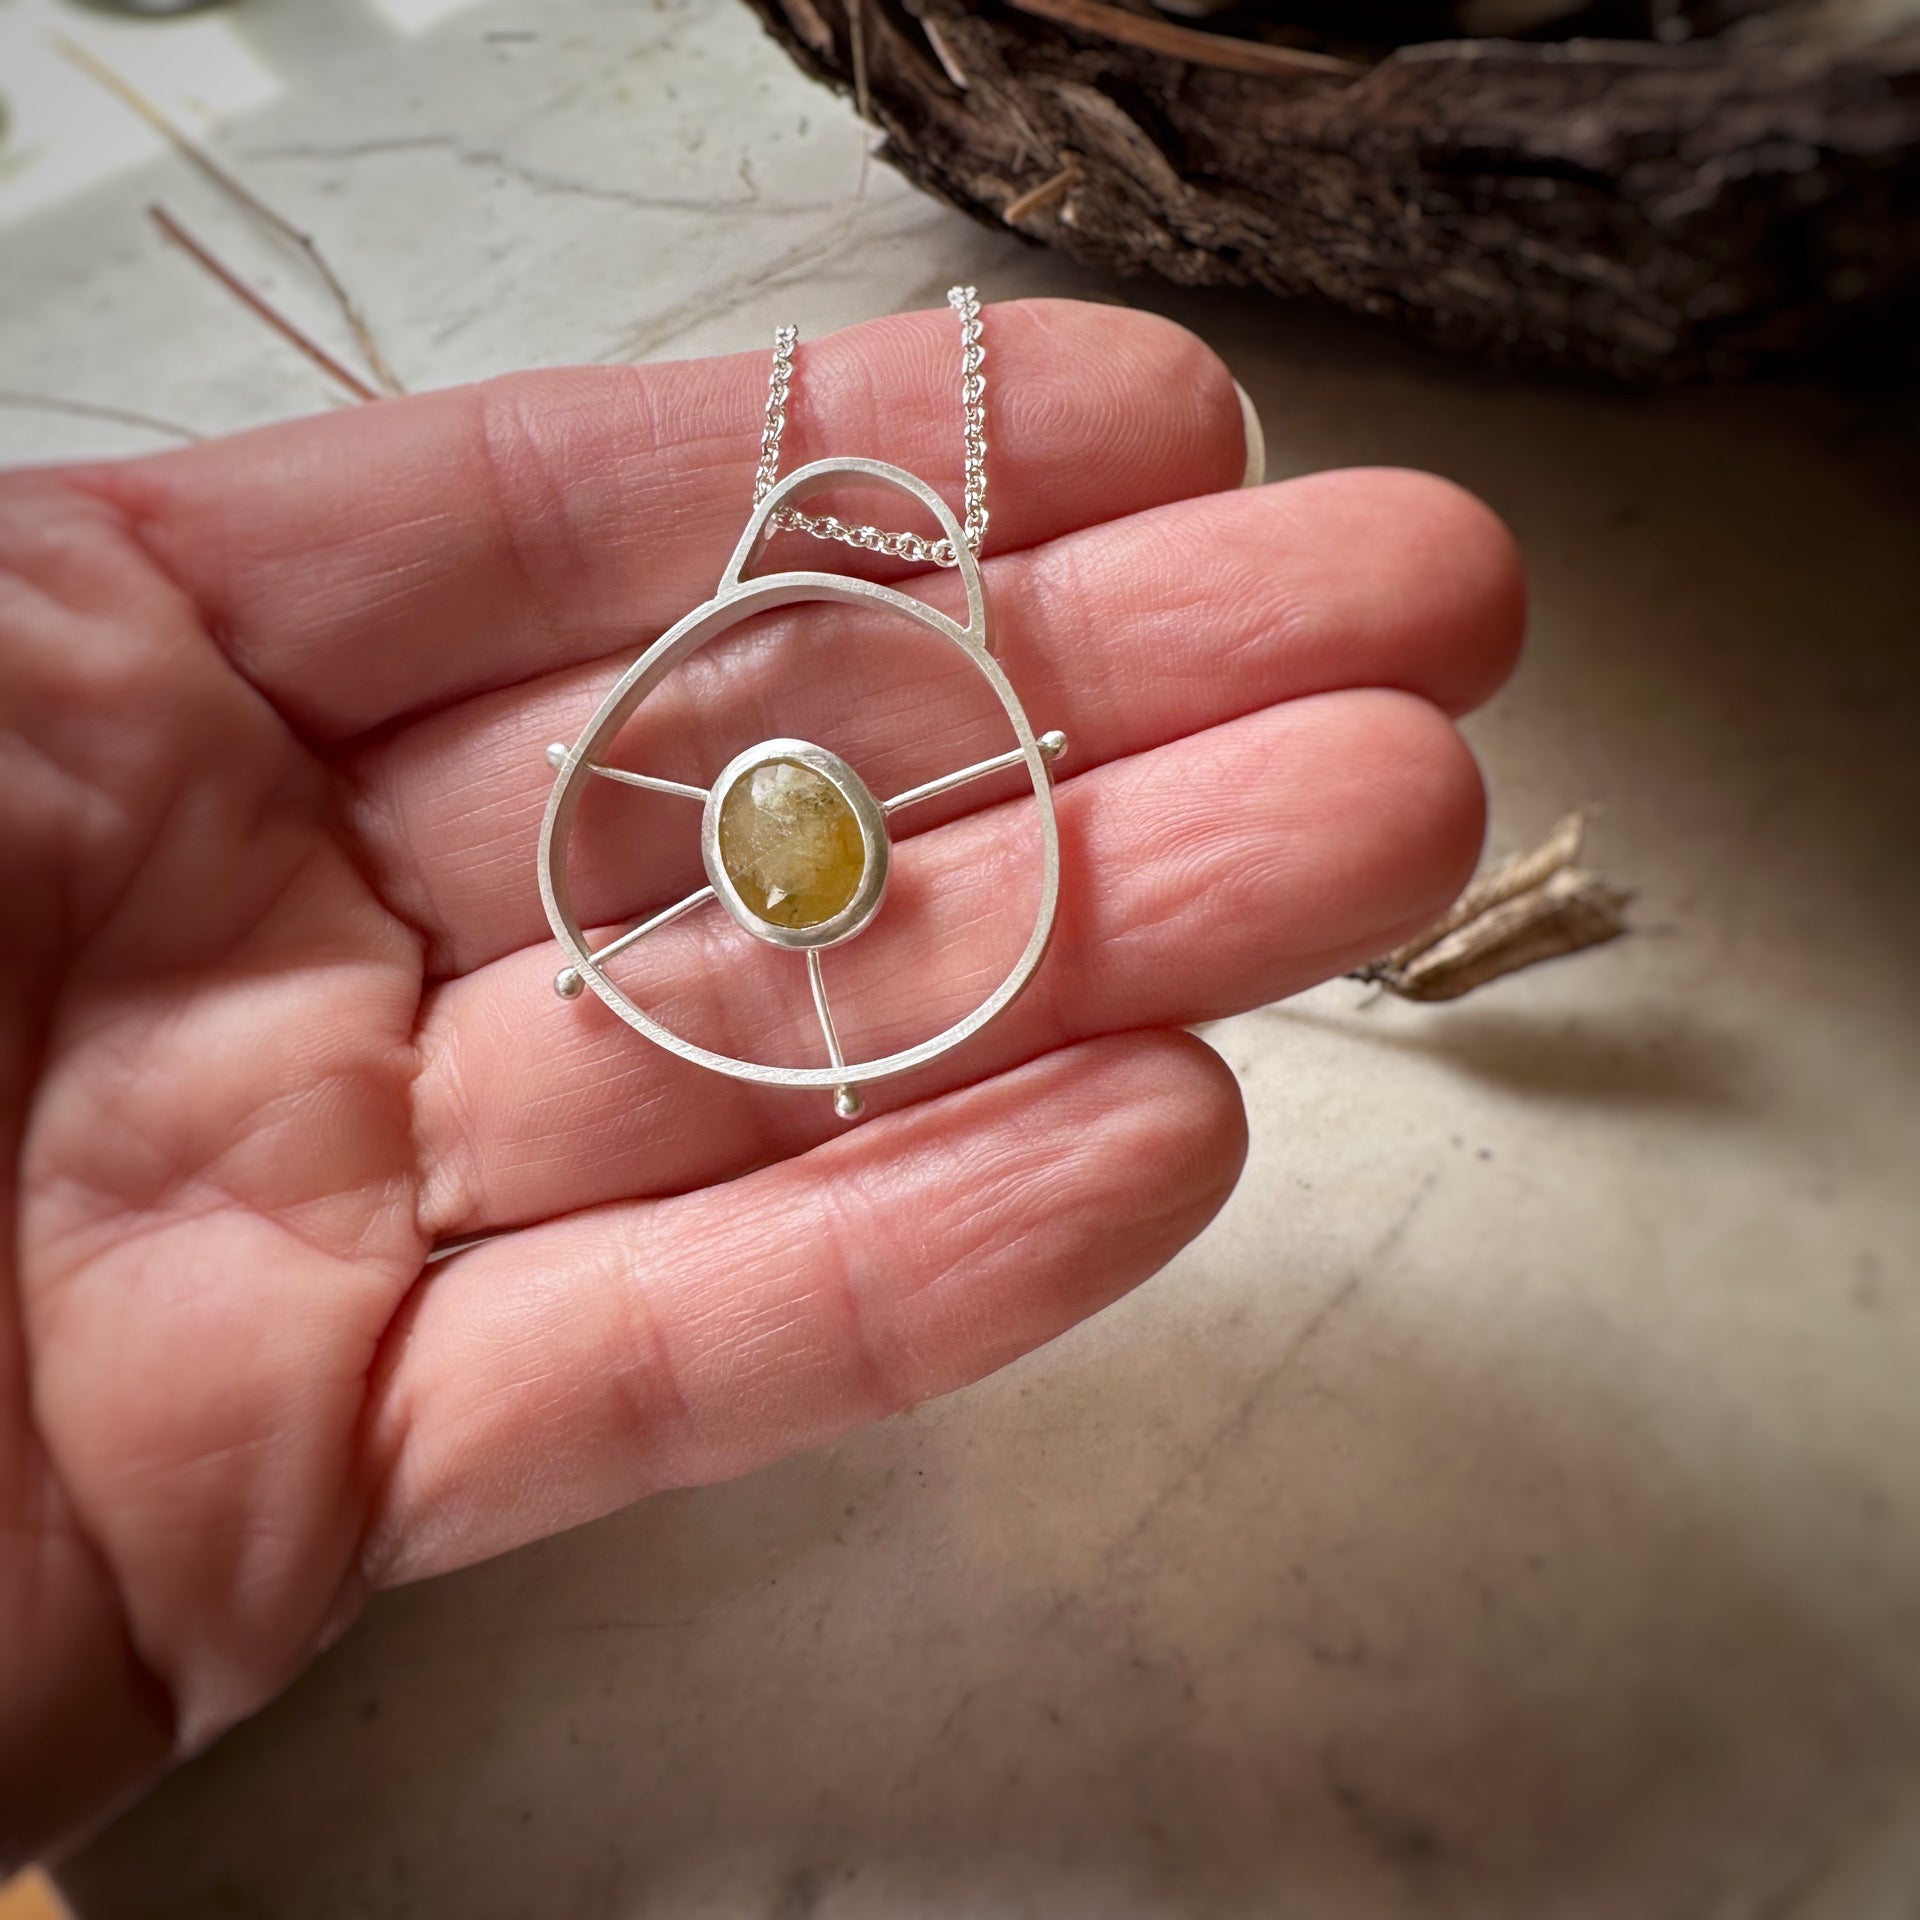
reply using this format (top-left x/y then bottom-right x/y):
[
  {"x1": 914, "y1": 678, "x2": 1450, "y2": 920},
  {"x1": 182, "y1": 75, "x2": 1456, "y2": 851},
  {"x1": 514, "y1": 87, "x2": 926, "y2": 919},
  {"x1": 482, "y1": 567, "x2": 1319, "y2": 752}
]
[{"x1": 752, "y1": 285, "x2": 987, "y2": 569}]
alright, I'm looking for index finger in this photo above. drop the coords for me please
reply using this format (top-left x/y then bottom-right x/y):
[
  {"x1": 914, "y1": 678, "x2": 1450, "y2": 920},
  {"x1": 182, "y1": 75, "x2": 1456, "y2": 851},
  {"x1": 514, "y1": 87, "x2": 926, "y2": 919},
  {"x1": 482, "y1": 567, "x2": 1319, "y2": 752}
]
[{"x1": 69, "y1": 300, "x2": 1247, "y2": 742}]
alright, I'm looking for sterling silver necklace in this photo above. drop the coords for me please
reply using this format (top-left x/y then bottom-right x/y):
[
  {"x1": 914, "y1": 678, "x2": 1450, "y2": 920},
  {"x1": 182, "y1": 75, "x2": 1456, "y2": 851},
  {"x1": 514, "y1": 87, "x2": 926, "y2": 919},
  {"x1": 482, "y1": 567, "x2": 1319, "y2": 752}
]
[{"x1": 537, "y1": 288, "x2": 1064, "y2": 1120}]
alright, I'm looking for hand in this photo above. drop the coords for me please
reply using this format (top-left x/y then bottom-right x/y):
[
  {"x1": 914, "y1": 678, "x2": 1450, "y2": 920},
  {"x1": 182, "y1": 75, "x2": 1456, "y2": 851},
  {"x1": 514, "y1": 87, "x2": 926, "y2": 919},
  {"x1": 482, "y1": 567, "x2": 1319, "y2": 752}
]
[{"x1": 0, "y1": 300, "x2": 1521, "y2": 1861}]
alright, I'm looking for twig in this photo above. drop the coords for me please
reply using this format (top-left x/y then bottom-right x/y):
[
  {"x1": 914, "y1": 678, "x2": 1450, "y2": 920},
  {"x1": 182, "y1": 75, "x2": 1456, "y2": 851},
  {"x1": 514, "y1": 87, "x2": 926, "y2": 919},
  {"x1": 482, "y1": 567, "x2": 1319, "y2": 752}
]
[
  {"x1": 1003, "y1": 160, "x2": 1082, "y2": 223},
  {"x1": 56, "y1": 35, "x2": 405, "y2": 396},
  {"x1": 149, "y1": 205, "x2": 380, "y2": 404},
  {"x1": 919, "y1": 13, "x2": 972, "y2": 91},
  {"x1": 0, "y1": 388, "x2": 202, "y2": 444},
  {"x1": 848, "y1": 0, "x2": 872, "y2": 121},
  {"x1": 779, "y1": 0, "x2": 836, "y2": 58},
  {"x1": 1005, "y1": 0, "x2": 1366, "y2": 79}
]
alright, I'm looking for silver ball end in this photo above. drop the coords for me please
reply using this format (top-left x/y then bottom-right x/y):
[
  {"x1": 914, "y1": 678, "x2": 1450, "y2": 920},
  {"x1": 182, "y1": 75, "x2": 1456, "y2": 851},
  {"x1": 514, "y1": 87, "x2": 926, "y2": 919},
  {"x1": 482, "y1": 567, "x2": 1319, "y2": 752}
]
[
  {"x1": 554, "y1": 966, "x2": 585, "y2": 1000},
  {"x1": 833, "y1": 1085, "x2": 864, "y2": 1121},
  {"x1": 1038, "y1": 729, "x2": 1068, "y2": 763},
  {"x1": 545, "y1": 742, "x2": 569, "y2": 770}
]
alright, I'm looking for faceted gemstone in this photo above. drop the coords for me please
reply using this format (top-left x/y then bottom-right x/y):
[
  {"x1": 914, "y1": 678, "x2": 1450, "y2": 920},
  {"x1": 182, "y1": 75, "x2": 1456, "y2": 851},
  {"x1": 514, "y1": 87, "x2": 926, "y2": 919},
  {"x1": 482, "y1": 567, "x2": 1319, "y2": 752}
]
[{"x1": 717, "y1": 758, "x2": 868, "y2": 929}]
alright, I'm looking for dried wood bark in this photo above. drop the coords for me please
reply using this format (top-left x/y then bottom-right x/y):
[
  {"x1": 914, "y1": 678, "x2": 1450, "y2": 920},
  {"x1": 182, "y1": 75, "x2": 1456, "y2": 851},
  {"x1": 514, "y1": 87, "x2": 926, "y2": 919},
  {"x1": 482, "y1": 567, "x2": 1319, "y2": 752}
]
[{"x1": 741, "y1": 0, "x2": 1920, "y2": 378}]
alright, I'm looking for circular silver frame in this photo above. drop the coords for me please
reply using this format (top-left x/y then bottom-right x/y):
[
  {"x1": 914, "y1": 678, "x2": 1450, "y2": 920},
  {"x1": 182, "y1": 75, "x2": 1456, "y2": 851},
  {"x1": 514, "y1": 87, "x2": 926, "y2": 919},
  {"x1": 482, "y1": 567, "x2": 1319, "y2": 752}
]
[
  {"x1": 700, "y1": 738, "x2": 890, "y2": 952},
  {"x1": 538, "y1": 456, "x2": 1061, "y2": 1097}
]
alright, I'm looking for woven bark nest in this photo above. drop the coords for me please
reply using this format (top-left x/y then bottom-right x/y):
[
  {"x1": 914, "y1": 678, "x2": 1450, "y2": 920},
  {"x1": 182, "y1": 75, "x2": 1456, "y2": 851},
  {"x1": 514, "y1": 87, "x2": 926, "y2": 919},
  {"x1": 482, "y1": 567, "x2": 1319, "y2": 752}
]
[{"x1": 741, "y1": 0, "x2": 1920, "y2": 379}]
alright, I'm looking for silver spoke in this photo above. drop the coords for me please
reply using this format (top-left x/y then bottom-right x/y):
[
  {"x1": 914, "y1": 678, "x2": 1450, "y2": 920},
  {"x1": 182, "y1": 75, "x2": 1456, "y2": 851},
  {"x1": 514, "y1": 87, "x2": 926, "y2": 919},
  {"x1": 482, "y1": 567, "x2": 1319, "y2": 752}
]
[
  {"x1": 554, "y1": 885, "x2": 716, "y2": 998},
  {"x1": 547, "y1": 741, "x2": 708, "y2": 803},
  {"x1": 807, "y1": 949, "x2": 862, "y2": 1120},
  {"x1": 883, "y1": 730, "x2": 1066, "y2": 815}
]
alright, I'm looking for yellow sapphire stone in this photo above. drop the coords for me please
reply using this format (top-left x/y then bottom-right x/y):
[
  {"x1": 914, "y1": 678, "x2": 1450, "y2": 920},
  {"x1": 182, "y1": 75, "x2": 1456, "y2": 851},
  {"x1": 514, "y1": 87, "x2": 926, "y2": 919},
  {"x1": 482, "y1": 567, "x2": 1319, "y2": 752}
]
[{"x1": 717, "y1": 758, "x2": 868, "y2": 929}]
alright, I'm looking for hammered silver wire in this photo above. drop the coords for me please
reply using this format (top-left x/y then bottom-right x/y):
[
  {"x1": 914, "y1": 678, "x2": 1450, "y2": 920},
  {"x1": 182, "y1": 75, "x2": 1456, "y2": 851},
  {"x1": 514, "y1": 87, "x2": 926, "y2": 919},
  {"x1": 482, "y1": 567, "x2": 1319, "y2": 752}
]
[{"x1": 753, "y1": 285, "x2": 987, "y2": 569}]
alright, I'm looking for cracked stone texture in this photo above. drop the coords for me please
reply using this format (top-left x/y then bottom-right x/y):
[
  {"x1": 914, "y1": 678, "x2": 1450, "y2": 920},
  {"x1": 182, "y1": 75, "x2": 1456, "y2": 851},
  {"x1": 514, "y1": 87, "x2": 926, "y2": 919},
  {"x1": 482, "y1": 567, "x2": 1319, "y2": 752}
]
[{"x1": 3, "y1": 1, "x2": 1918, "y2": 1915}]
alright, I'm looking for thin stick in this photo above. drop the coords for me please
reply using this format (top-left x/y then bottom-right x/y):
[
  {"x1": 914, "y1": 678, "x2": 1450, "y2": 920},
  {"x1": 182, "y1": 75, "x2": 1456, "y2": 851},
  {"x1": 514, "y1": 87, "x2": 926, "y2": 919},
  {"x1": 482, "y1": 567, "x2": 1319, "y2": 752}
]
[
  {"x1": 779, "y1": 0, "x2": 836, "y2": 58},
  {"x1": 0, "y1": 388, "x2": 201, "y2": 443},
  {"x1": 58, "y1": 35, "x2": 405, "y2": 395},
  {"x1": 545, "y1": 743, "x2": 708, "y2": 802},
  {"x1": 1005, "y1": 0, "x2": 1364, "y2": 78},
  {"x1": 848, "y1": 0, "x2": 872, "y2": 122},
  {"x1": 1004, "y1": 163, "x2": 1080, "y2": 225},
  {"x1": 885, "y1": 731, "x2": 1066, "y2": 814},
  {"x1": 807, "y1": 949, "x2": 862, "y2": 1120},
  {"x1": 920, "y1": 14, "x2": 972, "y2": 90},
  {"x1": 148, "y1": 204, "x2": 379, "y2": 404}
]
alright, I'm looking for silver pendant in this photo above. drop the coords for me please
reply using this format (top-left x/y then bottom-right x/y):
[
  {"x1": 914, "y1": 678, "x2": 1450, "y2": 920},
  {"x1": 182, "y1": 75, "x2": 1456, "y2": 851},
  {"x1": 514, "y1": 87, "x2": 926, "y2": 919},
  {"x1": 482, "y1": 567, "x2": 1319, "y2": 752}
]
[{"x1": 538, "y1": 456, "x2": 1064, "y2": 1120}]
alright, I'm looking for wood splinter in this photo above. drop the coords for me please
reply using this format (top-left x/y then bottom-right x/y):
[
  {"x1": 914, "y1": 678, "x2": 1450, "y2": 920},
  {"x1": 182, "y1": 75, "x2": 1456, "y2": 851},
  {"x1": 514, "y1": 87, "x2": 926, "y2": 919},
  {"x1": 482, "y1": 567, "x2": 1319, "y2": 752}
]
[{"x1": 1351, "y1": 810, "x2": 1632, "y2": 1003}]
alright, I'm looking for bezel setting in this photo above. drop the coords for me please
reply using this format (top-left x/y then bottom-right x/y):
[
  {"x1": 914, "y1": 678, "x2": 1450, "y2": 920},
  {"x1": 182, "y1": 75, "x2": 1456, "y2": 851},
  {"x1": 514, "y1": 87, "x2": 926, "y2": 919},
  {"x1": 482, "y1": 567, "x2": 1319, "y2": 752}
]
[{"x1": 701, "y1": 738, "x2": 890, "y2": 951}]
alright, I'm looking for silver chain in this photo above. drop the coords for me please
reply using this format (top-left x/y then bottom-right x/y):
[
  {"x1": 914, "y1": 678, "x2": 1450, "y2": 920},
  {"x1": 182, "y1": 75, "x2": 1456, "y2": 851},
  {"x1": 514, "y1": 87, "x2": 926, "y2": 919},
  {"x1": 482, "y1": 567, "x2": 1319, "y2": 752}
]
[{"x1": 752, "y1": 285, "x2": 987, "y2": 569}]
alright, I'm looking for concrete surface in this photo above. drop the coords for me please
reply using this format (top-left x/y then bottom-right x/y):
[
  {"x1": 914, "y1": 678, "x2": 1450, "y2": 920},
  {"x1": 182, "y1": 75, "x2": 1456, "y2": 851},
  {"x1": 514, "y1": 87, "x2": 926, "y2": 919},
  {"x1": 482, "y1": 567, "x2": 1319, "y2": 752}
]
[{"x1": 4, "y1": 0, "x2": 1918, "y2": 1913}]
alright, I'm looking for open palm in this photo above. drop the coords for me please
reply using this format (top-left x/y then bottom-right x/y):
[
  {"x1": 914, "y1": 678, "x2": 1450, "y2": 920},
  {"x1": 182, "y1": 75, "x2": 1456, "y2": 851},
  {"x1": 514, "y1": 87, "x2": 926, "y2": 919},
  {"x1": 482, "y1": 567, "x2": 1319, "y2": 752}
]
[{"x1": 0, "y1": 300, "x2": 1521, "y2": 1861}]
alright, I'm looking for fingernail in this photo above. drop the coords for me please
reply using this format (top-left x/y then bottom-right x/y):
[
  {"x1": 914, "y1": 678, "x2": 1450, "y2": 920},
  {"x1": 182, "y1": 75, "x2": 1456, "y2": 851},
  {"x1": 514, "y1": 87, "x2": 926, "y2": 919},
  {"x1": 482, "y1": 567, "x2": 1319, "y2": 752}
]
[{"x1": 1233, "y1": 379, "x2": 1265, "y2": 489}]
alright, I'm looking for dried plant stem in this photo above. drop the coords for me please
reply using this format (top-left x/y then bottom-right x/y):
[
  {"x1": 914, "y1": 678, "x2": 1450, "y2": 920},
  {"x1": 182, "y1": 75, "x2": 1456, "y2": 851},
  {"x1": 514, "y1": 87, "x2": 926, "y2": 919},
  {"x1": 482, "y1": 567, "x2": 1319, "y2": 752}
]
[
  {"x1": 56, "y1": 35, "x2": 405, "y2": 397},
  {"x1": 848, "y1": 0, "x2": 872, "y2": 120},
  {"x1": 149, "y1": 205, "x2": 379, "y2": 404},
  {"x1": 781, "y1": 0, "x2": 836, "y2": 57},
  {"x1": 0, "y1": 388, "x2": 201, "y2": 443},
  {"x1": 1004, "y1": 0, "x2": 1365, "y2": 79},
  {"x1": 1376, "y1": 810, "x2": 1590, "y2": 976},
  {"x1": 919, "y1": 13, "x2": 972, "y2": 90},
  {"x1": 1003, "y1": 161, "x2": 1082, "y2": 223},
  {"x1": 1353, "y1": 811, "x2": 1633, "y2": 1002}
]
